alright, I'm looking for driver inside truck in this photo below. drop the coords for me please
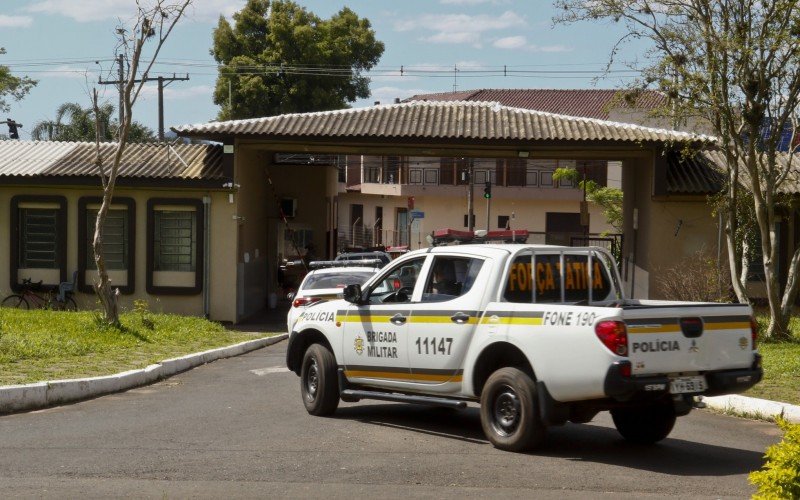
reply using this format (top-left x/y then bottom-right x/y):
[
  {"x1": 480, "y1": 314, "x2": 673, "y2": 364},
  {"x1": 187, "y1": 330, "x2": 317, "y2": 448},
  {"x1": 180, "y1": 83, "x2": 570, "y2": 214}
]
[{"x1": 431, "y1": 259, "x2": 459, "y2": 296}]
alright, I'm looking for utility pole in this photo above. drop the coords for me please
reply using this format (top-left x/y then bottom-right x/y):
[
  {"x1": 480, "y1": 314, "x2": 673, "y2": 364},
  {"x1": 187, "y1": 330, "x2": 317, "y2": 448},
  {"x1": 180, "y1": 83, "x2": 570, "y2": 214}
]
[
  {"x1": 99, "y1": 54, "x2": 126, "y2": 124},
  {"x1": 156, "y1": 74, "x2": 189, "y2": 140},
  {"x1": 464, "y1": 159, "x2": 474, "y2": 232},
  {"x1": 99, "y1": 55, "x2": 189, "y2": 141}
]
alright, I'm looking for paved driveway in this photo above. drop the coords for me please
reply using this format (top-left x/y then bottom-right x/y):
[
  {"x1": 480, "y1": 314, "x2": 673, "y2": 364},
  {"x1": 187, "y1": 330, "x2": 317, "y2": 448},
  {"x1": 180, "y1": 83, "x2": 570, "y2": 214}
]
[{"x1": 0, "y1": 340, "x2": 781, "y2": 498}]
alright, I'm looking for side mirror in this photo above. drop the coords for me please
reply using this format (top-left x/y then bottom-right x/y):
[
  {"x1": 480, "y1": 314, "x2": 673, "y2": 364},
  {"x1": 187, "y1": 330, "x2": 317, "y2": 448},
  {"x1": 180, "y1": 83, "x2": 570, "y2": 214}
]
[{"x1": 343, "y1": 283, "x2": 363, "y2": 304}]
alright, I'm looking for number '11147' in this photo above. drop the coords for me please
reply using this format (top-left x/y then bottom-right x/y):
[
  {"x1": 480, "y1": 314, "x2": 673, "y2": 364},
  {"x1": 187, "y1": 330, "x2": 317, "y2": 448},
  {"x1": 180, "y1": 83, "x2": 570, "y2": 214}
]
[{"x1": 415, "y1": 337, "x2": 453, "y2": 355}]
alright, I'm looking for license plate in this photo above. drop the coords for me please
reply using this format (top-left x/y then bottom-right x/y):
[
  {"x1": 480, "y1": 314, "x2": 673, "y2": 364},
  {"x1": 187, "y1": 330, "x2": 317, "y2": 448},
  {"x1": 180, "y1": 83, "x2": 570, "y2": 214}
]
[{"x1": 669, "y1": 376, "x2": 707, "y2": 394}]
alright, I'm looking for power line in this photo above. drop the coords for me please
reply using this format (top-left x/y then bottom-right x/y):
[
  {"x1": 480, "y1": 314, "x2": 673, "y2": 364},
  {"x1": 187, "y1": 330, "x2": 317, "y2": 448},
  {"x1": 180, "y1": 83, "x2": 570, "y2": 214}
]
[{"x1": 98, "y1": 54, "x2": 190, "y2": 140}]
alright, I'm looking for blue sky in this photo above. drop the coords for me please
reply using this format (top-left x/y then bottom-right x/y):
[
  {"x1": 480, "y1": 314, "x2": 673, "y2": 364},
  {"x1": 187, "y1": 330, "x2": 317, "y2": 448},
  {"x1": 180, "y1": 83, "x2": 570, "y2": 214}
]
[{"x1": 1, "y1": 0, "x2": 651, "y2": 139}]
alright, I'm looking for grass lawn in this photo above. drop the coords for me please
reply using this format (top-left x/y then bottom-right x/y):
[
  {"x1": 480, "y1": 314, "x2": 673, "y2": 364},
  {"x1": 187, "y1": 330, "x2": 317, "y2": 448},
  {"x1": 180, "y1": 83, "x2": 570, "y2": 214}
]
[
  {"x1": 0, "y1": 308, "x2": 277, "y2": 386},
  {"x1": 744, "y1": 341, "x2": 800, "y2": 406}
]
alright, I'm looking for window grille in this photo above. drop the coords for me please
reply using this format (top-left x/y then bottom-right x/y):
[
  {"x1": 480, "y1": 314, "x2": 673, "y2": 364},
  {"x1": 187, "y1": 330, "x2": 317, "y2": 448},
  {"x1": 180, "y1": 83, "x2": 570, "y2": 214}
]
[
  {"x1": 154, "y1": 210, "x2": 196, "y2": 272},
  {"x1": 86, "y1": 209, "x2": 129, "y2": 270},
  {"x1": 19, "y1": 208, "x2": 58, "y2": 268}
]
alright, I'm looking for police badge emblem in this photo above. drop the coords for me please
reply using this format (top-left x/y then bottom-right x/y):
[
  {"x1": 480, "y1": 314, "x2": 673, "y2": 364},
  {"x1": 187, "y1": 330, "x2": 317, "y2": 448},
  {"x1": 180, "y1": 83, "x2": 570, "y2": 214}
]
[{"x1": 354, "y1": 336, "x2": 364, "y2": 355}]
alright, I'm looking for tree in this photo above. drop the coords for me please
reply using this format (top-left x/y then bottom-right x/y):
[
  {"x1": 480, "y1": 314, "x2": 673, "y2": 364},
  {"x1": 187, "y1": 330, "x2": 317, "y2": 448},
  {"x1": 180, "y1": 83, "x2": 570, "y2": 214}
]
[
  {"x1": 552, "y1": 167, "x2": 623, "y2": 234},
  {"x1": 31, "y1": 102, "x2": 155, "y2": 143},
  {"x1": 91, "y1": 0, "x2": 191, "y2": 326},
  {"x1": 0, "y1": 48, "x2": 36, "y2": 114},
  {"x1": 555, "y1": 0, "x2": 800, "y2": 339},
  {"x1": 211, "y1": 0, "x2": 384, "y2": 119}
]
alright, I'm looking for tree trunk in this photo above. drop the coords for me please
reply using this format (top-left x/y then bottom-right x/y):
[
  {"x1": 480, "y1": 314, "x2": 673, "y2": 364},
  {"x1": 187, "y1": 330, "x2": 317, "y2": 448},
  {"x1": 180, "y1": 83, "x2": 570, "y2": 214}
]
[
  {"x1": 93, "y1": 188, "x2": 120, "y2": 326},
  {"x1": 725, "y1": 218, "x2": 749, "y2": 303},
  {"x1": 751, "y1": 171, "x2": 792, "y2": 341}
]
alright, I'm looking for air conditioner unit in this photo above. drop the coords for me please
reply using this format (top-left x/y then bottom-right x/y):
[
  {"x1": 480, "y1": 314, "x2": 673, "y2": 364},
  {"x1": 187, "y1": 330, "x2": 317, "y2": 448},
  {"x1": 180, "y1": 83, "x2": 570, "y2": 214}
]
[{"x1": 280, "y1": 198, "x2": 297, "y2": 218}]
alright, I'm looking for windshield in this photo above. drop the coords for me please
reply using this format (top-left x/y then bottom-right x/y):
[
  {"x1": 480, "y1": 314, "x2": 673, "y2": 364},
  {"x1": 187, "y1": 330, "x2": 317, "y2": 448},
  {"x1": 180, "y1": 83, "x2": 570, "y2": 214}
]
[{"x1": 303, "y1": 272, "x2": 375, "y2": 290}]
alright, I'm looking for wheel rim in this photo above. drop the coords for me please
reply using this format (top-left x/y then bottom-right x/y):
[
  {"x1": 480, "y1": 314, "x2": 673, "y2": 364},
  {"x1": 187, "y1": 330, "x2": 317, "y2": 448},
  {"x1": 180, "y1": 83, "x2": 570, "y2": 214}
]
[
  {"x1": 304, "y1": 357, "x2": 320, "y2": 402},
  {"x1": 491, "y1": 384, "x2": 521, "y2": 437}
]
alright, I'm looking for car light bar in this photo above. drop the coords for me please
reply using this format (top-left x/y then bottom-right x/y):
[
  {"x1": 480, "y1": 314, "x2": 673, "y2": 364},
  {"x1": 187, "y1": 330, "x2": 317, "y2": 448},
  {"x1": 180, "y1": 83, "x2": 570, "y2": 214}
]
[{"x1": 308, "y1": 259, "x2": 383, "y2": 269}]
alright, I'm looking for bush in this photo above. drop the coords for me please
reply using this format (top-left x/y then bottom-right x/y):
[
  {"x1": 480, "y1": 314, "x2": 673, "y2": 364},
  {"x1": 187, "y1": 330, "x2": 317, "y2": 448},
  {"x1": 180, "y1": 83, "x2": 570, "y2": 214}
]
[
  {"x1": 750, "y1": 418, "x2": 800, "y2": 499},
  {"x1": 656, "y1": 248, "x2": 731, "y2": 302}
]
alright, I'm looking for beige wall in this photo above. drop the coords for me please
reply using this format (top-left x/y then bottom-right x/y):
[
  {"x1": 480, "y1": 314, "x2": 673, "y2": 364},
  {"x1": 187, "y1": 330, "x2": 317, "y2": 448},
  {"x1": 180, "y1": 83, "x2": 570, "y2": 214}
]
[
  {"x1": 621, "y1": 155, "x2": 721, "y2": 299},
  {"x1": 0, "y1": 185, "x2": 237, "y2": 322},
  {"x1": 338, "y1": 191, "x2": 613, "y2": 251}
]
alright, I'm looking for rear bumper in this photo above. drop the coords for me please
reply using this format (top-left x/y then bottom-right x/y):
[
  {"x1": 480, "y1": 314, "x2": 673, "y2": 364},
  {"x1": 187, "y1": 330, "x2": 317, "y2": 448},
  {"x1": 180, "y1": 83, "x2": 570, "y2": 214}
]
[{"x1": 604, "y1": 354, "x2": 763, "y2": 401}]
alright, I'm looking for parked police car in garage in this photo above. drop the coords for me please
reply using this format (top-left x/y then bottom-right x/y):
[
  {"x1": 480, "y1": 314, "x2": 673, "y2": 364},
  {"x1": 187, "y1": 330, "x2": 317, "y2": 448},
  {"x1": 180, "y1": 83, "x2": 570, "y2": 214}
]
[{"x1": 286, "y1": 244, "x2": 762, "y2": 452}]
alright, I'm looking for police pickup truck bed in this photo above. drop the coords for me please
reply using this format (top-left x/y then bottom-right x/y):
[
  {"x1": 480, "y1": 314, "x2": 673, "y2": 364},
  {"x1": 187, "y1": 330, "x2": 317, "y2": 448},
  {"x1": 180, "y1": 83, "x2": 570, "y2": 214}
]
[{"x1": 286, "y1": 244, "x2": 762, "y2": 452}]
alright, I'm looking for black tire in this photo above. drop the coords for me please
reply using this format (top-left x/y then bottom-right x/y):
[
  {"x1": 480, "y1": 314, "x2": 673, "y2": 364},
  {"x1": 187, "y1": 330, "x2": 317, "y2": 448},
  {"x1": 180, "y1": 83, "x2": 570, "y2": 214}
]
[
  {"x1": 611, "y1": 402, "x2": 677, "y2": 444},
  {"x1": 300, "y1": 343, "x2": 340, "y2": 416},
  {"x1": 1, "y1": 295, "x2": 29, "y2": 309},
  {"x1": 480, "y1": 367, "x2": 545, "y2": 452}
]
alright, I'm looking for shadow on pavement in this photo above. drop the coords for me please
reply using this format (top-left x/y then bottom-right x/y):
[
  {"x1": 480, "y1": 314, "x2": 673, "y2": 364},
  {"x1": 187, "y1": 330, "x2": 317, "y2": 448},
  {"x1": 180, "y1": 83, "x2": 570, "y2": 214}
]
[
  {"x1": 226, "y1": 305, "x2": 290, "y2": 333},
  {"x1": 334, "y1": 402, "x2": 765, "y2": 476}
]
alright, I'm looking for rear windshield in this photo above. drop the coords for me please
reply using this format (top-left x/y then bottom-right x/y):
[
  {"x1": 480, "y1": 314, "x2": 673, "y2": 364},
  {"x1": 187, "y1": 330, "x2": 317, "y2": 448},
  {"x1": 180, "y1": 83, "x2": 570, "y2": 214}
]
[
  {"x1": 503, "y1": 252, "x2": 613, "y2": 304},
  {"x1": 303, "y1": 272, "x2": 374, "y2": 290}
]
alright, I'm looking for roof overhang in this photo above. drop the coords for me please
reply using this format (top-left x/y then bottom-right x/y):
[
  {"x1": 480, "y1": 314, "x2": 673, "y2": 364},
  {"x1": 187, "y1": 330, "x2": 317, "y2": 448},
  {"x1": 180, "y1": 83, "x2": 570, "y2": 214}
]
[{"x1": 172, "y1": 100, "x2": 715, "y2": 155}]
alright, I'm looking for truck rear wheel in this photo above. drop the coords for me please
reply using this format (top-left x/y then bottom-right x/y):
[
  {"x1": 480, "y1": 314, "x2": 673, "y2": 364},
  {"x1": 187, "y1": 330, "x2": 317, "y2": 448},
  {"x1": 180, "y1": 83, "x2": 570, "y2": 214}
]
[
  {"x1": 611, "y1": 402, "x2": 676, "y2": 444},
  {"x1": 300, "y1": 344, "x2": 340, "y2": 416},
  {"x1": 480, "y1": 367, "x2": 545, "y2": 452}
]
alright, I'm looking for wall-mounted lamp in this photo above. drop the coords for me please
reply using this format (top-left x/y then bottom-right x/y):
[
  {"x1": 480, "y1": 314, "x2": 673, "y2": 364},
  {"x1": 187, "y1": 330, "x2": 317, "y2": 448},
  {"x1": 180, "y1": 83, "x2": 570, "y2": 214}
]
[
  {"x1": 517, "y1": 151, "x2": 530, "y2": 158},
  {"x1": 223, "y1": 182, "x2": 240, "y2": 204}
]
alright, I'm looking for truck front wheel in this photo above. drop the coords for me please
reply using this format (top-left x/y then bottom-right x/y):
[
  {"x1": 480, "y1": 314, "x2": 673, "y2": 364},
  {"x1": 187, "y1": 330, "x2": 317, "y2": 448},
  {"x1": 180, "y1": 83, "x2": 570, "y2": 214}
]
[
  {"x1": 610, "y1": 402, "x2": 676, "y2": 444},
  {"x1": 300, "y1": 344, "x2": 340, "y2": 416},
  {"x1": 480, "y1": 367, "x2": 545, "y2": 452}
]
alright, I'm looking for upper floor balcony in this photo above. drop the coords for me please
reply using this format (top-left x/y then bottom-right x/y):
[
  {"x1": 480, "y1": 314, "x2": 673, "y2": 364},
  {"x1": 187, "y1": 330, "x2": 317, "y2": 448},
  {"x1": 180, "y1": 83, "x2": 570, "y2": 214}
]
[{"x1": 340, "y1": 155, "x2": 609, "y2": 201}]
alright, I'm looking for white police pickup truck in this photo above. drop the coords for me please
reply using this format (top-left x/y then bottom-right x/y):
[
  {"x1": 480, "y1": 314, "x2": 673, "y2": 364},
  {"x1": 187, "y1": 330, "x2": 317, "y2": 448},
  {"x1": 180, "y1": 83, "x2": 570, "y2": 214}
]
[{"x1": 285, "y1": 244, "x2": 762, "y2": 452}]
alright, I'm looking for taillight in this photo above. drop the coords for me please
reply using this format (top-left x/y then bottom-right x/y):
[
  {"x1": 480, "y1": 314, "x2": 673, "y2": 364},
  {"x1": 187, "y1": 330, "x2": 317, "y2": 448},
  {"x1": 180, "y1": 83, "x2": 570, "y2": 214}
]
[
  {"x1": 595, "y1": 320, "x2": 628, "y2": 356},
  {"x1": 293, "y1": 297, "x2": 321, "y2": 308},
  {"x1": 393, "y1": 278, "x2": 402, "y2": 290},
  {"x1": 750, "y1": 317, "x2": 758, "y2": 350}
]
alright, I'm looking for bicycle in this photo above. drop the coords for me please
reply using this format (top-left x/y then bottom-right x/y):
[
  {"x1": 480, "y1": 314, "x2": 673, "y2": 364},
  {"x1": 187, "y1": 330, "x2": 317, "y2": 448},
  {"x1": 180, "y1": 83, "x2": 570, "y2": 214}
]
[{"x1": 1, "y1": 277, "x2": 78, "y2": 311}]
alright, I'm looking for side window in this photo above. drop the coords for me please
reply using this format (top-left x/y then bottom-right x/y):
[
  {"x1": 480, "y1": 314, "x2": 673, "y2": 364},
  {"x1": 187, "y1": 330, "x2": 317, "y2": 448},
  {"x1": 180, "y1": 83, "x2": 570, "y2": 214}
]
[
  {"x1": 10, "y1": 195, "x2": 67, "y2": 290},
  {"x1": 78, "y1": 197, "x2": 136, "y2": 294},
  {"x1": 154, "y1": 210, "x2": 197, "y2": 272},
  {"x1": 423, "y1": 256, "x2": 483, "y2": 302},
  {"x1": 146, "y1": 198, "x2": 204, "y2": 295},
  {"x1": 368, "y1": 257, "x2": 425, "y2": 303}
]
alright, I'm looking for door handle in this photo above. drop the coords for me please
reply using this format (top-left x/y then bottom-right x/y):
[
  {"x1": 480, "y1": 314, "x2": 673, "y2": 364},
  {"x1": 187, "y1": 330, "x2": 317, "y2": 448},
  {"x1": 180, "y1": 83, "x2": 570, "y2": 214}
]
[
  {"x1": 451, "y1": 312, "x2": 470, "y2": 324},
  {"x1": 391, "y1": 313, "x2": 407, "y2": 325}
]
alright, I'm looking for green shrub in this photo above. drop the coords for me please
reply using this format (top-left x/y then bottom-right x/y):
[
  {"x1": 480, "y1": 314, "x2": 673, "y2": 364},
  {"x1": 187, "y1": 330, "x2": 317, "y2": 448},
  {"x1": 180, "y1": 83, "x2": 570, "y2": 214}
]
[{"x1": 750, "y1": 418, "x2": 800, "y2": 499}]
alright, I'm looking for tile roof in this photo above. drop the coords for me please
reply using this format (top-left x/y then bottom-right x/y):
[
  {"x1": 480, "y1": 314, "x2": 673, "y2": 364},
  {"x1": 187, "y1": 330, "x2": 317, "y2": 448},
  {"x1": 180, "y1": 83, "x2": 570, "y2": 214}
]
[
  {"x1": 404, "y1": 89, "x2": 666, "y2": 120},
  {"x1": 173, "y1": 100, "x2": 711, "y2": 145},
  {"x1": 666, "y1": 150, "x2": 726, "y2": 195},
  {"x1": 0, "y1": 141, "x2": 224, "y2": 180}
]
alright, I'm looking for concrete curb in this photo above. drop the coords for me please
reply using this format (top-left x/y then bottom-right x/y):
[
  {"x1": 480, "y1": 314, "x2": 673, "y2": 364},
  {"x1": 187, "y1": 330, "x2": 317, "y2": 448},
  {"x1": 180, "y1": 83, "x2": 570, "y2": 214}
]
[
  {"x1": 0, "y1": 333, "x2": 287, "y2": 415},
  {"x1": 701, "y1": 394, "x2": 800, "y2": 423}
]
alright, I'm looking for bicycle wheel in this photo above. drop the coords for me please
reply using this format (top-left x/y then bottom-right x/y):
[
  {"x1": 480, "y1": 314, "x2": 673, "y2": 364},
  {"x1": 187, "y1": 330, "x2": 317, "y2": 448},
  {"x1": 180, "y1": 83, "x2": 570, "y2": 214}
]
[
  {"x1": 1, "y1": 294, "x2": 29, "y2": 309},
  {"x1": 60, "y1": 296, "x2": 78, "y2": 312}
]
